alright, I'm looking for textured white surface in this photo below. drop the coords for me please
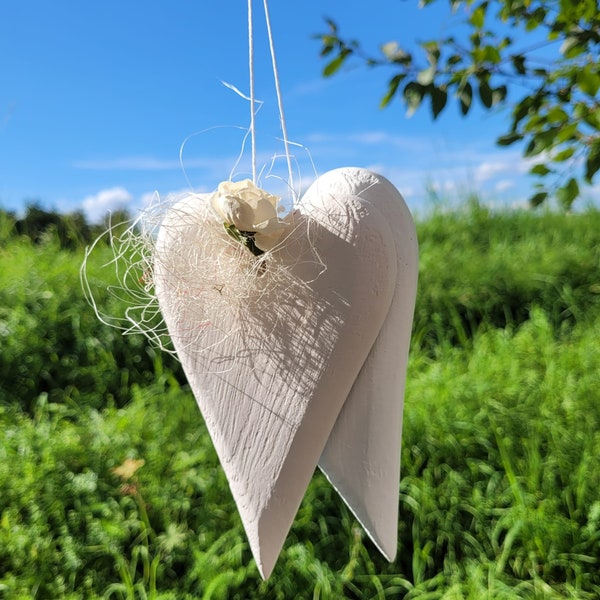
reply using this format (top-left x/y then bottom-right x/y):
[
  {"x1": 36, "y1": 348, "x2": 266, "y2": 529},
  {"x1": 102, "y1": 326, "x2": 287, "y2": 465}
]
[
  {"x1": 314, "y1": 168, "x2": 418, "y2": 561},
  {"x1": 153, "y1": 170, "x2": 404, "y2": 578}
]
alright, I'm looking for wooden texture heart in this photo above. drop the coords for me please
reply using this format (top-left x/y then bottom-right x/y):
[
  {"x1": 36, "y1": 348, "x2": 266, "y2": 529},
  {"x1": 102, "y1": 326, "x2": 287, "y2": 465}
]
[{"x1": 153, "y1": 168, "x2": 411, "y2": 578}]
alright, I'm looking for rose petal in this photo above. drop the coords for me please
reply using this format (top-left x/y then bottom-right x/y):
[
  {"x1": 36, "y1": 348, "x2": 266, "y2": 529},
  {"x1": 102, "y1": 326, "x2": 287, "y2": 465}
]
[
  {"x1": 247, "y1": 196, "x2": 279, "y2": 226},
  {"x1": 254, "y1": 228, "x2": 286, "y2": 251}
]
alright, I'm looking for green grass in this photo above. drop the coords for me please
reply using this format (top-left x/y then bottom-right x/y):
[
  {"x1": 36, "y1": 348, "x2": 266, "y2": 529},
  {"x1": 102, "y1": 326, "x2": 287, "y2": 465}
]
[
  {"x1": 0, "y1": 237, "x2": 182, "y2": 413},
  {"x1": 1, "y1": 205, "x2": 599, "y2": 598},
  {"x1": 414, "y1": 204, "x2": 600, "y2": 352}
]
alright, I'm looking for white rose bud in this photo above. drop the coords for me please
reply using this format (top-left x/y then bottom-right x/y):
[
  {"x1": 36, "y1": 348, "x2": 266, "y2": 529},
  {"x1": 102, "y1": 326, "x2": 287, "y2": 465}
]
[{"x1": 210, "y1": 179, "x2": 290, "y2": 251}]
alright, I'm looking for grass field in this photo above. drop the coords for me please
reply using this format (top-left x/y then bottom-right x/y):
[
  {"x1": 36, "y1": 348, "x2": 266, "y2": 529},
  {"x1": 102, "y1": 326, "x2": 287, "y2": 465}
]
[{"x1": 1, "y1": 204, "x2": 599, "y2": 598}]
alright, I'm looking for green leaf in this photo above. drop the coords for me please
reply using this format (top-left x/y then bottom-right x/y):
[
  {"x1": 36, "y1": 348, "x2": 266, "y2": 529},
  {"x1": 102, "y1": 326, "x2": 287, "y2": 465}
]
[
  {"x1": 577, "y1": 65, "x2": 600, "y2": 97},
  {"x1": 585, "y1": 141, "x2": 600, "y2": 183},
  {"x1": 511, "y1": 54, "x2": 526, "y2": 75},
  {"x1": 584, "y1": 107, "x2": 600, "y2": 129},
  {"x1": 478, "y1": 80, "x2": 493, "y2": 108},
  {"x1": 525, "y1": 127, "x2": 562, "y2": 157},
  {"x1": 223, "y1": 223, "x2": 242, "y2": 243},
  {"x1": 431, "y1": 86, "x2": 448, "y2": 119},
  {"x1": 421, "y1": 41, "x2": 441, "y2": 63},
  {"x1": 525, "y1": 6, "x2": 547, "y2": 31},
  {"x1": 556, "y1": 177, "x2": 579, "y2": 209},
  {"x1": 512, "y1": 98, "x2": 532, "y2": 127},
  {"x1": 320, "y1": 45, "x2": 334, "y2": 58},
  {"x1": 323, "y1": 54, "x2": 346, "y2": 77},
  {"x1": 498, "y1": 35, "x2": 512, "y2": 50},
  {"x1": 529, "y1": 191, "x2": 548, "y2": 207},
  {"x1": 530, "y1": 164, "x2": 551, "y2": 176},
  {"x1": 470, "y1": 5, "x2": 485, "y2": 28},
  {"x1": 546, "y1": 106, "x2": 569, "y2": 124},
  {"x1": 555, "y1": 122, "x2": 579, "y2": 144},
  {"x1": 553, "y1": 147, "x2": 575, "y2": 162},
  {"x1": 560, "y1": 36, "x2": 585, "y2": 59},
  {"x1": 525, "y1": 138, "x2": 537, "y2": 156},
  {"x1": 497, "y1": 132, "x2": 522, "y2": 146},
  {"x1": 380, "y1": 74, "x2": 405, "y2": 108},
  {"x1": 573, "y1": 102, "x2": 588, "y2": 120},
  {"x1": 324, "y1": 18, "x2": 338, "y2": 34},
  {"x1": 523, "y1": 112, "x2": 544, "y2": 133},
  {"x1": 319, "y1": 35, "x2": 337, "y2": 57},
  {"x1": 241, "y1": 234, "x2": 264, "y2": 257},
  {"x1": 492, "y1": 85, "x2": 507, "y2": 105},
  {"x1": 459, "y1": 81, "x2": 473, "y2": 115},
  {"x1": 482, "y1": 45, "x2": 501, "y2": 64},
  {"x1": 404, "y1": 82, "x2": 425, "y2": 117}
]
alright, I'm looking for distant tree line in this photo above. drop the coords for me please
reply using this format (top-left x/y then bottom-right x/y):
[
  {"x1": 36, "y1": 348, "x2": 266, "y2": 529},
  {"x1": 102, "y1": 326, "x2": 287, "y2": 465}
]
[{"x1": 0, "y1": 203, "x2": 130, "y2": 250}]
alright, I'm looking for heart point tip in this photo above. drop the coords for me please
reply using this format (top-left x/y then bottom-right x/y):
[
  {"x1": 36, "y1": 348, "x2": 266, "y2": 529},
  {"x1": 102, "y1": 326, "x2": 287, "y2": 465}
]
[
  {"x1": 245, "y1": 520, "x2": 283, "y2": 581},
  {"x1": 252, "y1": 547, "x2": 277, "y2": 580}
]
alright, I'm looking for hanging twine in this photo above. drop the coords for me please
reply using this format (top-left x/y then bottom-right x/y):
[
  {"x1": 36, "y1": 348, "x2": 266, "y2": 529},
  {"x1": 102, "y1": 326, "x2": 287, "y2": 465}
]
[{"x1": 247, "y1": 0, "x2": 294, "y2": 192}]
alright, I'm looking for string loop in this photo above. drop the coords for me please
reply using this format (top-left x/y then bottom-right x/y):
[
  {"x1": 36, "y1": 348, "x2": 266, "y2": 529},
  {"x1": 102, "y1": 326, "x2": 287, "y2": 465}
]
[
  {"x1": 248, "y1": 0, "x2": 257, "y2": 183},
  {"x1": 247, "y1": 0, "x2": 294, "y2": 194}
]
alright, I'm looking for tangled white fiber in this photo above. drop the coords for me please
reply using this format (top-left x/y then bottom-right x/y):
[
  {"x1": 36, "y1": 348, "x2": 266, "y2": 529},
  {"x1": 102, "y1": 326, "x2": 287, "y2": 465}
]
[
  {"x1": 80, "y1": 0, "x2": 324, "y2": 362},
  {"x1": 80, "y1": 172, "x2": 326, "y2": 365},
  {"x1": 80, "y1": 193, "x2": 178, "y2": 355}
]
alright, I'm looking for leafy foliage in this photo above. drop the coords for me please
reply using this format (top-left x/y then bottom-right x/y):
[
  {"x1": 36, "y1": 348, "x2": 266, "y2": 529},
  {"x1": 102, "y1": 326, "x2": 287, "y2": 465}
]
[
  {"x1": 1, "y1": 205, "x2": 600, "y2": 597},
  {"x1": 0, "y1": 229, "x2": 183, "y2": 414},
  {"x1": 2, "y1": 203, "x2": 129, "y2": 250},
  {"x1": 317, "y1": 0, "x2": 600, "y2": 208}
]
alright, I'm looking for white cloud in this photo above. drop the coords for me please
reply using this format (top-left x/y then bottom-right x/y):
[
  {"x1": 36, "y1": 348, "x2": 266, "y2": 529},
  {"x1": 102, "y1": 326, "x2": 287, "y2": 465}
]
[
  {"x1": 138, "y1": 187, "x2": 213, "y2": 210},
  {"x1": 495, "y1": 179, "x2": 515, "y2": 192},
  {"x1": 139, "y1": 190, "x2": 161, "y2": 209},
  {"x1": 305, "y1": 130, "x2": 429, "y2": 151},
  {"x1": 71, "y1": 135, "x2": 538, "y2": 222},
  {"x1": 360, "y1": 146, "x2": 534, "y2": 212},
  {"x1": 79, "y1": 186, "x2": 220, "y2": 224},
  {"x1": 474, "y1": 160, "x2": 512, "y2": 183},
  {"x1": 81, "y1": 187, "x2": 133, "y2": 222}
]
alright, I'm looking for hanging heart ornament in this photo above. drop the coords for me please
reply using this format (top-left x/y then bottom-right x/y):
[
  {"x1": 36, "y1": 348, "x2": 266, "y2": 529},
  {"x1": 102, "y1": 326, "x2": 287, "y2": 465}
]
[{"x1": 153, "y1": 167, "x2": 418, "y2": 578}]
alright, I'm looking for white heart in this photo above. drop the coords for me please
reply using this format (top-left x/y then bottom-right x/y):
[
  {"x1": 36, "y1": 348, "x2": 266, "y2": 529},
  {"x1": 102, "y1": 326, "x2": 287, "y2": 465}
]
[
  {"x1": 154, "y1": 168, "x2": 415, "y2": 578},
  {"x1": 314, "y1": 168, "x2": 418, "y2": 561}
]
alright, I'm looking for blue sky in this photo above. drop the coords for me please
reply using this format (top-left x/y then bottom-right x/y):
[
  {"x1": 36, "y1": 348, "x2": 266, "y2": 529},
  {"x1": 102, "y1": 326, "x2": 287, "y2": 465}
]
[{"x1": 0, "y1": 0, "x2": 564, "y2": 221}]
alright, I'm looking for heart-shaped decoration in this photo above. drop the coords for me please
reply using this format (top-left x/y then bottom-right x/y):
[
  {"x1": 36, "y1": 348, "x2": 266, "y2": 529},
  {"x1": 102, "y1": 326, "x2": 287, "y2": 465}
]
[
  {"x1": 153, "y1": 168, "x2": 417, "y2": 578},
  {"x1": 314, "y1": 168, "x2": 418, "y2": 562}
]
